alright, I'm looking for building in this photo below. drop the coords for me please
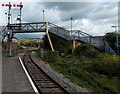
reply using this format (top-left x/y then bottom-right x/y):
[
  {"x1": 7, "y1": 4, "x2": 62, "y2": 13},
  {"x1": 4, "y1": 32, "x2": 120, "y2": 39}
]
[{"x1": 2, "y1": 38, "x2": 18, "y2": 51}]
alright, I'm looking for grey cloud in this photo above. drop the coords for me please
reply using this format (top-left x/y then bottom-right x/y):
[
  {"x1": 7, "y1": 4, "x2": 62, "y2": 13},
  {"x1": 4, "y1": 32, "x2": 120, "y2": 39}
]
[
  {"x1": 14, "y1": 2, "x2": 118, "y2": 36},
  {"x1": 95, "y1": 16, "x2": 118, "y2": 25},
  {"x1": 40, "y1": 2, "x2": 88, "y2": 11},
  {"x1": 89, "y1": 2, "x2": 118, "y2": 20},
  {"x1": 42, "y1": 2, "x2": 118, "y2": 23},
  {"x1": 40, "y1": 2, "x2": 96, "y2": 21},
  {"x1": 22, "y1": 2, "x2": 44, "y2": 22},
  {"x1": 22, "y1": 2, "x2": 118, "y2": 24},
  {"x1": 59, "y1": 9, "x2": 88, "y2": 21}
]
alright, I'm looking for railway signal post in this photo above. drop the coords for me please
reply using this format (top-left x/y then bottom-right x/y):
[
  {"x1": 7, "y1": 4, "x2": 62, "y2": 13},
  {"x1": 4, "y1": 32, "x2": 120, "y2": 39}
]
[{"x1": 2, "y1": 2, "x2": 23, "y2": 56}]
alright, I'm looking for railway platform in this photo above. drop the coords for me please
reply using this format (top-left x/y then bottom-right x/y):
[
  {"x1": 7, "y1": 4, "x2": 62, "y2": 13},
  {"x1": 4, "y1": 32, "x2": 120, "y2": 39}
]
[{"x1": 2, "y1": 54, "x2": 35, "y2": 93}]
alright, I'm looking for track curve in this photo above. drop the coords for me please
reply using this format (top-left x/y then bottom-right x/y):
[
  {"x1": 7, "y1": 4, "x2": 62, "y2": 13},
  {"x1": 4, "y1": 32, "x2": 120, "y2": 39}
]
[{"x1": 23, "y1": 50, "x2": 70, "y2": 94}]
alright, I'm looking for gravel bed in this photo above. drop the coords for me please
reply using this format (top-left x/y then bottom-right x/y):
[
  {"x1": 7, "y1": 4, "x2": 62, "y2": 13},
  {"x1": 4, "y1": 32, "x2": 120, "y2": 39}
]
[{"x1": 31, "y1": 52, "x2": 91, "y2": 94}]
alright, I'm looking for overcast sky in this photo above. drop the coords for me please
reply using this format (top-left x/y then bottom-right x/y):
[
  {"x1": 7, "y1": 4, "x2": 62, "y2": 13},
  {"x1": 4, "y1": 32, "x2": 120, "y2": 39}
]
[{"x1": 0, "y1": 0, "x2": 119, "y2": 37}]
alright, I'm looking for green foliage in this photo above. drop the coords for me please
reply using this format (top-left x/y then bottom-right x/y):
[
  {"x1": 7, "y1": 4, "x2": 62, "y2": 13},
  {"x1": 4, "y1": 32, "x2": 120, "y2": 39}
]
[
  {"x1": 45, "y1": 51, "x2": 63, "y2": 64},
  {"x1": 105, "y1": 33, "x2": 116, "y2": 46},
  {"x1": 18, "y1": 39, "x2": 42, "y2": 47},
  {"x1": 74, "y1": 44, "x2": 100, "y2": 58},
  {"x1": 86, "y1": 53, "x2": 120, "y2": 77},
  {"x1": 104, "y1": 32, "x2": 120, "y2": 51},
  {"x1": 35, "y1": 35, "x2": 120, "y2": 93},
  {"x1": 35, "y1": 48, "x2": 120, "y2": 93},
  {"x1": 42, "y1": 34, "x2": 72, "y2": 53}
]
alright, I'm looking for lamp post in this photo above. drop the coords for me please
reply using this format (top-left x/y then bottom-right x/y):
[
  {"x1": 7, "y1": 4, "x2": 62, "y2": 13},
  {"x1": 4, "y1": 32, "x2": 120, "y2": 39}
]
[
  {"x1": 71, "y1": 17, "x2": 75, "y2": 52},
  {"x1": 43, "y1": 10, "x2": 44, "y2": 22},
  {"x1": 71, "y1": 17, "x2": 73, "y2": 37},
  {"x1": 111, "y1": 26, "x2": 119, "y2": 54}
]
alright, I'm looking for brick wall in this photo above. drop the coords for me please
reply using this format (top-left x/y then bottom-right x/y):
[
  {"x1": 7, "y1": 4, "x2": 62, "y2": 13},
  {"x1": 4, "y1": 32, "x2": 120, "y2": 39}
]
[
  {"x1": 75, "y1": 41, "x2": 81, "y2": 47},
  {"x1": 2, "y1": 41, "x2": 18, "y2": 51}
]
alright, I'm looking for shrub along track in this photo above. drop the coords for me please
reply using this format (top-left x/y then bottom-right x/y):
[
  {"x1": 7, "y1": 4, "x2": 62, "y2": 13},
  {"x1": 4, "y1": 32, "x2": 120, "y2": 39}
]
[{"x1": 23, "y1": 50, "x2": 70, "y2": 94}]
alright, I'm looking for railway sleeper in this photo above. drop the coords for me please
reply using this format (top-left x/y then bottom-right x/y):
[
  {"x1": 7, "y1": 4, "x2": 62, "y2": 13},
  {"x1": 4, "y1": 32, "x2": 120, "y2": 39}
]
[
  {"x1": 32, "y1": 75, "x2": 48, "y2": 78},
  {"x1": 35, "y1": 79, "x2": 51, "y2": 83},
  {"x1": 39, "y1": 88, "x2": 65, "y2": 93},
  {"x1": 23, "y1": 51, "x2": 70, "y2": 94},
  {"x1": 37, "y1": 84, "x2": 59, "y2": 88},
  {"x1": 38, "y1": 82, "x2": 57, "y2": 85}
]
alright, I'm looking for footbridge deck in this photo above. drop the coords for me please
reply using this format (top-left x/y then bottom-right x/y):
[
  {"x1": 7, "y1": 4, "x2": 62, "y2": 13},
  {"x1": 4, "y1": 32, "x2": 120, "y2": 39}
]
[{"x1": 1, "y1": 22, "x2": 116, "y2": 55}]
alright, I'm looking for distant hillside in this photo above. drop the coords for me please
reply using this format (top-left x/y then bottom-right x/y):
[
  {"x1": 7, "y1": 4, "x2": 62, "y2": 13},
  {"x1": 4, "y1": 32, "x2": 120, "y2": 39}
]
[
  {"x1": 14, "y1": 33, "x2": 45, "y2": 39},
  {"x1": 95, "y1": 36, "x2": 104, "y2": 39}
]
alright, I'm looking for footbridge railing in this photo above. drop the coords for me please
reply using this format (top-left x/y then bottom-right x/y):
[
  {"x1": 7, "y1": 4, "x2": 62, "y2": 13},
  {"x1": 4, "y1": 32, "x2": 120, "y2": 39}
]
[
  {"x1": 8, "y1": 22, "x2": 46, "y2": 33},
  {"x1": 1, "y1": 26, "x2": 8, "y2": 41},
  {"x1": 48, "y1": 22, "x2": 116, "y2": 55},
  {"x1": 1, "y1": 22, "x2": 116, "y2": 55}
]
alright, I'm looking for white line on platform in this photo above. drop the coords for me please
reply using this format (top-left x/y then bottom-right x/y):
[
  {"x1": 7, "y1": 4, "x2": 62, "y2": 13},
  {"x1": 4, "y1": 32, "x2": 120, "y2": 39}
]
[{"x1": 18, "y1": 57, "x2": 39, "y2": 94}]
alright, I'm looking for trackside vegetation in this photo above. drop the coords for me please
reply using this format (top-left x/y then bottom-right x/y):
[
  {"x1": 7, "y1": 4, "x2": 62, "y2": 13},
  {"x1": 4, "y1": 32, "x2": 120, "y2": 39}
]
[
  {"x1": 12, "y1": 39, "x2": 42, "y2": 55},
  {"x1": 34, "y1": 34, "x2": 120, "y2": 94}
]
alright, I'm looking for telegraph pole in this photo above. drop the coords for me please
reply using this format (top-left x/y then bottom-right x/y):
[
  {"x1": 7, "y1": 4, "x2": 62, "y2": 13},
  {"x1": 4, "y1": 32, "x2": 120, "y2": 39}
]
[
  {"x1": 71, "y1": 17, "x2": 73, "y2": 37},
  {"x1": 71, "y1": 17, "x2": 75, "y2": 52},
  {"x1": 43, "y1": 10, "x2": 44, "y2": 22}
]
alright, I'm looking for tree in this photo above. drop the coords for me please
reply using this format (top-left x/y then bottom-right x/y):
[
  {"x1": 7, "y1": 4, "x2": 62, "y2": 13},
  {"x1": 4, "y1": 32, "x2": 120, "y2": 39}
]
[
  {"x1": 104, "y1": 32, "x2": 120, "y2": 52},
  {"x1": 42, "y1": 34, "x2": 72, "y2": 53}
]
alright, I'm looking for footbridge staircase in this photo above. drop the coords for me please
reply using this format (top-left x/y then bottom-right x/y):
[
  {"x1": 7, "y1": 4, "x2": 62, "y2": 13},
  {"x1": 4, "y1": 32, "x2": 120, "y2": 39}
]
[{"x1": 48, "y1": 23, "x2": 116, "y2": 55}]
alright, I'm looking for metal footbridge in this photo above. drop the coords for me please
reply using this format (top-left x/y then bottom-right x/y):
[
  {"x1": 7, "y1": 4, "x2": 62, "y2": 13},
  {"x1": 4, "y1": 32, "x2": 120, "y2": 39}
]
[{"x1": 1, "y1": 22, "x2": 116, "y2": 55}]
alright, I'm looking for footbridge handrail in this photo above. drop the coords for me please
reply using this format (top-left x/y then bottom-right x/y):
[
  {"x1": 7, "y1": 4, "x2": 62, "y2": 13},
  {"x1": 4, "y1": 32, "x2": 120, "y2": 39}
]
[
  {"x1": 48, "y1": 22, "x2": 116, "y2": 55},
  {"x1": 2, "y1": 22, "x2": 117, "y2": 55},
  {"x1": 1, "y1": 26, "x2": 8, "y2": 41},
  {"x1": 104, "y1": 41, "x2": 116, "y2": 55}
]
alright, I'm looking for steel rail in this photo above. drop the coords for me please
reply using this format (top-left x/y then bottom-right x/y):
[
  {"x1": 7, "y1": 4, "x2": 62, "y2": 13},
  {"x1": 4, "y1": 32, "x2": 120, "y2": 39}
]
[{"x1": 23, "y1": 50, "x2": 70, "y2": 94}]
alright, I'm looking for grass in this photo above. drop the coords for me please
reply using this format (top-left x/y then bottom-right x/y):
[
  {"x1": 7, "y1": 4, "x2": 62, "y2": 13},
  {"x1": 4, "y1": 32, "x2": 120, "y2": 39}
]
[{"x1": 34, "y1": 49, "x2": 120, "y2": 94}]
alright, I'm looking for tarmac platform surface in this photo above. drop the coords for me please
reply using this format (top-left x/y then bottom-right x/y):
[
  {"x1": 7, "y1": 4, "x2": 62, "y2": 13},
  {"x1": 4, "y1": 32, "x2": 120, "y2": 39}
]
[{"x1": 2, "y1": 54, "x2": 35, "y2": 93}]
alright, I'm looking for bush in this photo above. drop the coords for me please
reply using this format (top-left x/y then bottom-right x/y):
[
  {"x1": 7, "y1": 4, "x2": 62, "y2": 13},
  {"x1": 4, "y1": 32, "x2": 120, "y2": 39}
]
[
  {"x1": 45, "y1": 51, "x2": 63, "y2": 64},
  {"x1": 43, "y1": 34, "x2": 72, "y2": 53},
  {"x1": 18, "y1": 39, "x2": 41, "y2": 47},
  {"x1": 87, "y1": 53, "x2": 120, "y2": 77},
  {"x1": 74, "y1": 44, "x2": 100, "y2": 58}
]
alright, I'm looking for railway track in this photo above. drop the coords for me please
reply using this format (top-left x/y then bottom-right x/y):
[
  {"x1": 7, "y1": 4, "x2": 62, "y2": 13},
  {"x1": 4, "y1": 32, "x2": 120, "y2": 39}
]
[{"x1": 23, "y1": 50, "x2": 70, "y2": 94}]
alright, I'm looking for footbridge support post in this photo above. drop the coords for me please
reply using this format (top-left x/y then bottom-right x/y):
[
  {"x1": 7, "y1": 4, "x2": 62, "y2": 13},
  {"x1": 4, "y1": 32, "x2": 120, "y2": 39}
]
[
  {"x1": 72, "y1": 40, "x2": 76, "y2": 53},
  {"x1": 46, "y1": 22, "x2": 55, "y2": 52}
]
